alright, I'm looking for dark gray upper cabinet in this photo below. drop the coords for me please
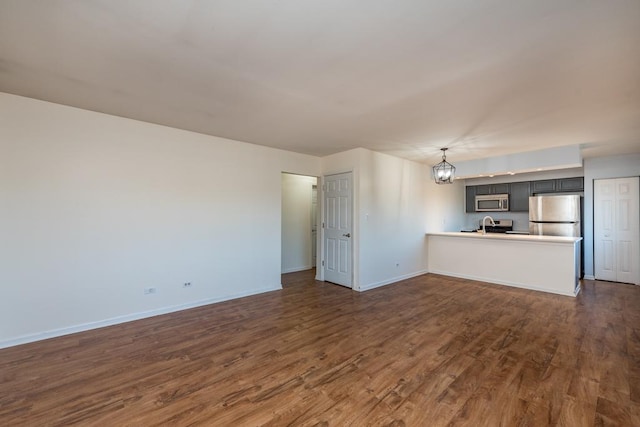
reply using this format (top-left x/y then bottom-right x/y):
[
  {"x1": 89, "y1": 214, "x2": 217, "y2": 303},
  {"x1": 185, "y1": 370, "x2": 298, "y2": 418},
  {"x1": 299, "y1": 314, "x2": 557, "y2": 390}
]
[
  {"x1": 466, "y1": 183, "x2": 511, "y2": 212},
  {"x1": 532, "y1": 177, "x2": 583, "y2": 194},
  {"x1": 475, "y1": 183, "x2": 510, "y2": 195},
  {"x1": 465, "y1": 177, "x2": 582, "y2": 213},
  {"x1": 557, "y1": 177, "x2": 584, "y2": 192},
  {"x1": 509, "y1": 181, "x2": 531, "y2": 212},
  {"x1": 465, "y1": 186, "x2": 476, "y2": 213},
  {"x1": 491, "y1": 183, "x2": 510, "y2": 194},
  {"x1": 532, "y1": 179, "x2": 556, "y2": 193},
  {"x1": 474, "y1": 184, "x2": 491, "y2": 195}
]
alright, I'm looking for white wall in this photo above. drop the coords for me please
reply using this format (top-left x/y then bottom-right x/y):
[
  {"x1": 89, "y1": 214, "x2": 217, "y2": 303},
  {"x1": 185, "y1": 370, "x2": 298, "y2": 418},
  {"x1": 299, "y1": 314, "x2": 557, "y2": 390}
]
[
  {"x1": 281, "y1": 173, "x2": 317, "y2": 273},
  {"x1": 455, "y1": 145, "x2": 582, "y2": 178},
  {"x1": 465, "y1": 167, "x2": 584, "y2": 186},
  {"x1": 320, "y1": 148, "x2": 432, "y2": 291},
  {"x1": 358, "y1": 150, "x2": 432, "y2": 290},
  {"x1": 424, "y1": 179, "x2": 465, "y2": 232},
  {"x1": 0, "y1": 93, "x2": 320, "y2": 347},
  {"x1": 583, "y1": 153, "x2": 640, "y2": 279}
]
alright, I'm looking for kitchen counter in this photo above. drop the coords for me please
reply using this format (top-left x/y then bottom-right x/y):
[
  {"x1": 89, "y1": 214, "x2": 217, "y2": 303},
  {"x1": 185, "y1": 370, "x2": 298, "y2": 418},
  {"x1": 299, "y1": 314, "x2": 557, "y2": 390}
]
[
  {"x1": 426, "y1": 232, "x2": 582, "y2": 297},
  {"x1": 430, "y1": 231, "x2": 581, "y2": 244}
]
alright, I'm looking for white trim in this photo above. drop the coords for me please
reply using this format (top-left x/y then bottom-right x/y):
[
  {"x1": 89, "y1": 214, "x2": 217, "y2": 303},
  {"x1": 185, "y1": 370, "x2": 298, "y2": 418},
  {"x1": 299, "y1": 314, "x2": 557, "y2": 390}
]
[
  {"x1": 583, "y1": 274, "x2": 596, "y2": 280},
  {"x1": 357, "y1": 270, "x2": 429, "y2": 292},
  {"x1": 0, "y1": 284, "x2": 281, "y2": 349},
  {"x1": 281, "y1": 265, "x2": 313, "y2": 274}
]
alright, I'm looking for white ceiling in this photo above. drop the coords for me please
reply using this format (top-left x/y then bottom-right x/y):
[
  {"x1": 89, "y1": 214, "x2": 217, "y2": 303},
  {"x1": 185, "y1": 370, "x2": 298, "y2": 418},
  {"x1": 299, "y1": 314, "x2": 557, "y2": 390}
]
[{"x1": 1, "y1": 0, "x2": 639, "y2": 165}]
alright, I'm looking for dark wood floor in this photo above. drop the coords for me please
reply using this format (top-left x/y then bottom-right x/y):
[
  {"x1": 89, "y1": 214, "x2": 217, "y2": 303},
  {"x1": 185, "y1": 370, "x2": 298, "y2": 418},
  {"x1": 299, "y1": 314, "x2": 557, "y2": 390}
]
[{"x1": 1, "y1": 271, "x2": 639, "y2": 426}]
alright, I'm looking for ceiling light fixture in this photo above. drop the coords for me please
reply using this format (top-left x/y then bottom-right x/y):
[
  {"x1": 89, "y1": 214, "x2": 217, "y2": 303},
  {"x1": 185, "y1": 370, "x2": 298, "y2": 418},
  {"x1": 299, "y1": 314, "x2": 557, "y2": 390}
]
[{"x1": 432, "y1": 148, "x2": 456, "y2": 184}]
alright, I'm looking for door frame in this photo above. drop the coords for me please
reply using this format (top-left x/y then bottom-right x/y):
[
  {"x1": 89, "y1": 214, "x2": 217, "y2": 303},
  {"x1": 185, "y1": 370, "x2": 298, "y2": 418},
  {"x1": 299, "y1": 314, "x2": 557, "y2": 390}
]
[
  {"x1": 593, "y1": 176, "x2": 640, "y2": 285},
  {"x1": 280, "y1": 172, "x2": 320, "y2": 275},
  {"x1": 317, "y1": 170, "x2": 357, "y2": 289}
]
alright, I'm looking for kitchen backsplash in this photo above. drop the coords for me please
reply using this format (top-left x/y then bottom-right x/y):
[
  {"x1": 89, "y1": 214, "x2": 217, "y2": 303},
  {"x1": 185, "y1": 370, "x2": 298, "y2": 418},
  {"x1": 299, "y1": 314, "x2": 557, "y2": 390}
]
[{"x1": 465, "y1": 212, "x2": 530, "y2": 231}]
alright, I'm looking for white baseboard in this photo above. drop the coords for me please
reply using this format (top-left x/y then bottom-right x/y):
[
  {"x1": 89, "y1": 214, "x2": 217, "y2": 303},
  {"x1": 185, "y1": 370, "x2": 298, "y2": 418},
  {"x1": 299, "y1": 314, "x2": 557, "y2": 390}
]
[
  {"x1": 357, "y1": 270, "x2": 429, "y2": 292},
  {"x1": 0, "y1": 284, "x2": 282, "y2": 350},
  {"x1": 281, "y1": 265, "x2": 313, "y2": 274},
  {"x1": 428, "y1": 269, "x2": 577, "y2": 297},
  {"x1": 583, "y1": 274, "x2": 596, "y2": 280}
]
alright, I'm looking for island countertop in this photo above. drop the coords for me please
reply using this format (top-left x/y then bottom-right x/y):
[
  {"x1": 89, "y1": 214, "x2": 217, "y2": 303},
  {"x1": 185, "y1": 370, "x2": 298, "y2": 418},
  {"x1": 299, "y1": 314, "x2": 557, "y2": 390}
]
[
  {"x1": 426, "y1": 231, "x2": 582, "y2": 244},
  {"x1": 425, "y1": 232, "x2": 582, "y2": 297}
]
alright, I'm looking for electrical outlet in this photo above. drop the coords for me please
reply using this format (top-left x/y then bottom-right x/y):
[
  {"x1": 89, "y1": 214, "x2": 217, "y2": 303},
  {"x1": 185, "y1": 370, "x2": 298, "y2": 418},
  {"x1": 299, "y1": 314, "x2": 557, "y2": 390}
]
[
  {"x1": 144, "y1": 287, "x2": 157, "y2": 295},
  {"x1": 183, "y1": 282, "x2": 192, "y2": 288}
]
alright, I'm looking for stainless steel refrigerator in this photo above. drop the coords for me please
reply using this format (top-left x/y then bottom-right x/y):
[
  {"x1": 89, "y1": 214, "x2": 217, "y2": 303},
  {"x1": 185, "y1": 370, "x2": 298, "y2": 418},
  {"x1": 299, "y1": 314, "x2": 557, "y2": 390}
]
[{"x1": 529, "y1": 195, "x2": 581, "y2": 237}]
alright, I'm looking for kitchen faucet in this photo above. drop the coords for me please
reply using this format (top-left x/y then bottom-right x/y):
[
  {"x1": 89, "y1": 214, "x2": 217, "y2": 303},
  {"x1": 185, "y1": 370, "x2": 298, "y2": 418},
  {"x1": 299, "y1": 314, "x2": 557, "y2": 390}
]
[{"x1": 482, "y1": 216, "x2": 496, "y2": 234}]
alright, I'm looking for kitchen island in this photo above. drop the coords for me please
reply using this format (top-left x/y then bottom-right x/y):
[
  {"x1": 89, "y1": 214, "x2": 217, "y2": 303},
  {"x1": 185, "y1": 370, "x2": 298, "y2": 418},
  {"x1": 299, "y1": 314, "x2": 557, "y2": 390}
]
[{"x1": 426, "y1": 232, "x2": 582, "y2": 297}]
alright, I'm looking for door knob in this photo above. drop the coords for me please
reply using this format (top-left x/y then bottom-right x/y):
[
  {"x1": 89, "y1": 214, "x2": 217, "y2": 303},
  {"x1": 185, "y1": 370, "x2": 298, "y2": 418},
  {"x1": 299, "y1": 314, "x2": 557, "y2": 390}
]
[{"x1": 343, "y1": 233, "x2": 351, "y2": 238}]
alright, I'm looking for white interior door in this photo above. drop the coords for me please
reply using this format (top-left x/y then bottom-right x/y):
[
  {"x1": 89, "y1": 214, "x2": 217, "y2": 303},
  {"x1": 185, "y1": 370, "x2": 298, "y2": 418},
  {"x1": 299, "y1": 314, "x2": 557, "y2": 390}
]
[
  {"x1": 311, "y1": 185, "x2": 317, "y2": 266},
  {"x1": 613, "y1": 178, "x2": 639, "y2": 284},
  {"x1": 594, "y1": 177, "x2": 639, "y2": 285},
  {"x1": 594, "y1": 179, "x2": 617, "y2": 281},
  {"x1": 323, "y1": 172, "x2": 353, "y2": 288}
]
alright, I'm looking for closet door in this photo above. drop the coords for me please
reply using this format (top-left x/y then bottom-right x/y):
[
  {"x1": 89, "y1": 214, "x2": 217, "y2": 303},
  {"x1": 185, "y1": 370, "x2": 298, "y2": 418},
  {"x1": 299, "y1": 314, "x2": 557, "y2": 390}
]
[{"x1": 594, "y1": 177, "x2": 639, "y2": 285}]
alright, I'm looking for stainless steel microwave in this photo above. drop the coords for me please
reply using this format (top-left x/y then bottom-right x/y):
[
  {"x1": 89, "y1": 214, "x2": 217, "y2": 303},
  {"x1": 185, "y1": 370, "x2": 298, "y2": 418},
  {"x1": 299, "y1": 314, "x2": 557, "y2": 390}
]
[{"x1": 475, "y1": 194, "x2": 509, "y2": 211}]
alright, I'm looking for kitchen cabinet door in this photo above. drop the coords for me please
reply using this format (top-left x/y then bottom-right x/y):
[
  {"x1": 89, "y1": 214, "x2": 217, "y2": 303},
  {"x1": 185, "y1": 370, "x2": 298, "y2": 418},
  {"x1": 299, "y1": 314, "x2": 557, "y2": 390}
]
[
  {"x1": 510, "y1": 181, "x2": 531, "y2": 212},
  {"x1": 465, "y1": 186, "x2": 476, "y2": 212},
  {"x1": 491, "y1": 183, "x2": 510, "y2": 194},
  {"x1": 532, "y1": 177, "x2": 583, "y2": 194},
  {"x1": 475, "y1": 185, "x2": 491, "y2": 195},
  {"x1": 475, "y1": 184, "x2": 510, "y2": 195},
  {"x1": 532, "y1": 179, "x2": 556, "y2": 193},
  {"x1": 557, "y1": 177, "x2": 584, "y2": 192}
]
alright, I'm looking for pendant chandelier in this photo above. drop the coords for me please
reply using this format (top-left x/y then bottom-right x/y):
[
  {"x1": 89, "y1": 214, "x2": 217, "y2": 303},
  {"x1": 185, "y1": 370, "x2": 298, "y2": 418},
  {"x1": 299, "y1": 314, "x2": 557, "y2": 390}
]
[{"x1": 432, "y1": 148, "x2": 456, "y2": 184}]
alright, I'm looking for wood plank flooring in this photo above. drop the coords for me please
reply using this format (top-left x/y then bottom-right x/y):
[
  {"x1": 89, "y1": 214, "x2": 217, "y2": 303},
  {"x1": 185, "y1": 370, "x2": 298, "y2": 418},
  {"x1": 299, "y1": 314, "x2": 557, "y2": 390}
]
[{"x1": 1, "y1": 271, "x2": 639, "y2": 426}]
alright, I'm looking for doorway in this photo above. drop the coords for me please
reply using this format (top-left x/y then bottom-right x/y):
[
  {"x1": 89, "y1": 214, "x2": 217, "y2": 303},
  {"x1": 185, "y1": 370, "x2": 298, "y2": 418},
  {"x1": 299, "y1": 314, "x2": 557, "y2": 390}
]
[
  {"x1": 323, "y1": 172, "x2": 353, "y2": 288},
  {"x1": 312, "y1": 185, "x2": 318, "y2": 266},
  {"x1": 281, "y1": 173, "x2": 318, "y2": 274},
  {"x1": 594, "y1": 177, "x2": 639, "y2": 285}
]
